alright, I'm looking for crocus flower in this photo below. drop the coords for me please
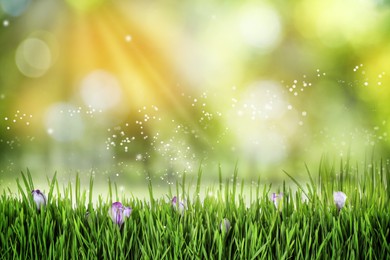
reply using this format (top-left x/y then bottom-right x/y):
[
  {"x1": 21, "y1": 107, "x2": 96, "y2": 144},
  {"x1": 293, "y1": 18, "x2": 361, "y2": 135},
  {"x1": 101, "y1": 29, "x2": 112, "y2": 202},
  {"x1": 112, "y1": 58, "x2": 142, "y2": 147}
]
[
  {"x1": 172, "y1": 196, "x2": 186, "y2": 215},
  {"x1": 109, "y1": 202, "x2": 132, "y2": 226},
  {"x1": 333, "y1": 191, "x2": 347, "y2": 211},
  {"x1": 271, "y1": 192, "x2": 283, "y2": 211},
  {"x1": 85, "y1": 210, "x2": 93, "y2": 226},
  {"x1": 220, "y1": 218, "x2": 231, "y2": 233},
  {"x1": 31, "y1": 189, "x2": 46, "y2": 211}
]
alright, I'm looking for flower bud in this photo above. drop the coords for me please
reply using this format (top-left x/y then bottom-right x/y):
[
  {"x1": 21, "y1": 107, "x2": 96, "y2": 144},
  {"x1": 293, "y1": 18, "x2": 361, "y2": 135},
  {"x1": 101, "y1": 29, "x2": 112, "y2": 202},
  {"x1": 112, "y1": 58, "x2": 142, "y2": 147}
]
[
  {"x1": 109, "y1": 202, "x2": 132, "y2": 226},
  {"x1": 271, "y1": 192, "x2": 283, "y2": 211},
  {"x1": 333, "y1": 191, "x2": 347, "y2": 211},
  {"x1": 31, "y1": 189, "x2": 46, "y2": 211},
  {"x1": 220, "y1": 218, "x2": 231, "y2": 233},
  {"x1": 172, "y1": 196, "x2": 186, "y2": 215}
]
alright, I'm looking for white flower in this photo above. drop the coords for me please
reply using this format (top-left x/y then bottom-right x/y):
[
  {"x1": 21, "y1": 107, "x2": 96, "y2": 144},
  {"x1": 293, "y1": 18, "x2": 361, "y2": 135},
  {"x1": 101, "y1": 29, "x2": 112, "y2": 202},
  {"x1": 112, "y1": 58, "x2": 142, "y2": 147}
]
[
  {"x1": 220, "y1": 218, "x2": 231, "y2": 233},
  {"x1": 333, "y1": 191, "x2": 347, "y2": 210},
  {"x1": 31, "y1": 189, "x2": 46, "y2": 211}
]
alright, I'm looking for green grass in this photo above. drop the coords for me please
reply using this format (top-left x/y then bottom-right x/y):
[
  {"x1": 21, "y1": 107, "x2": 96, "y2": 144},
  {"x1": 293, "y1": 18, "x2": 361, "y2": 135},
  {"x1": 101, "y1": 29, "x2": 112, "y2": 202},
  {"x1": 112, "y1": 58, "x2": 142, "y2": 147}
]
[{"x1": 1, "y1": 158, "x2": 390, "y2": 259}]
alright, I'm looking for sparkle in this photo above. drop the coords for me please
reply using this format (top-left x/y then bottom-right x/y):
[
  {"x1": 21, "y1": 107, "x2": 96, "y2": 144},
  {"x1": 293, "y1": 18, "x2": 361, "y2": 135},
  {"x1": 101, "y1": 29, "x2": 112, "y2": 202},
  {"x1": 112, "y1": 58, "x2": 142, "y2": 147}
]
[{"x1": 125, "y1": 35, "x2": 132, "y2": 42}]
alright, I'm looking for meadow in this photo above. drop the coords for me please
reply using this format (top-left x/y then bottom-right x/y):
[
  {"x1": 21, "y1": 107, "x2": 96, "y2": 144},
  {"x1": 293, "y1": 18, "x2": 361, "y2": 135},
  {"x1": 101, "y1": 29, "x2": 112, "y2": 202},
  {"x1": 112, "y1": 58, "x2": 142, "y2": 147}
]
[{"x1": 1, "y1": 158, "x2": 389, "y2": 259}]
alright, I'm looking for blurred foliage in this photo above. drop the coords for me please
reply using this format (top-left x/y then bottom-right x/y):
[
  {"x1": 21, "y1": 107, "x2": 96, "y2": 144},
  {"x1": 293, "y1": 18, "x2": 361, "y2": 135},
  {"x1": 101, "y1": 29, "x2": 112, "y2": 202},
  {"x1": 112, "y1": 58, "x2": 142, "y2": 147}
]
[{"x1": 1, "y1": 0, "x2": 390, "y2": 184}]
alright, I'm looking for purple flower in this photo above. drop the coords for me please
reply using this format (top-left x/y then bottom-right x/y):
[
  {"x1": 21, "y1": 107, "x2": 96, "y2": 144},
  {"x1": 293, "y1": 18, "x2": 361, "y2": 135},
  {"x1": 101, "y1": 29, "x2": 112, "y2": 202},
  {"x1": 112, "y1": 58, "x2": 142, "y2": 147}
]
[
  {"x1": 220, "y1": 218, "x2": 231, "y2": 233},
  {"x1": 271, "y1": 192, "x2": 283, "y2": 211},
  {"x1": 109, "y1": 202, "x2": 132, "y2": 226},
  {"x1": 31, "y1": 189, "x2": 46, "y2": 211},
  {"x1": 172, "y1": 196, "x2": 186, "y2": 215},
  {"x1": 333, "y1": 191, "x2": 347, "y2": 211}
]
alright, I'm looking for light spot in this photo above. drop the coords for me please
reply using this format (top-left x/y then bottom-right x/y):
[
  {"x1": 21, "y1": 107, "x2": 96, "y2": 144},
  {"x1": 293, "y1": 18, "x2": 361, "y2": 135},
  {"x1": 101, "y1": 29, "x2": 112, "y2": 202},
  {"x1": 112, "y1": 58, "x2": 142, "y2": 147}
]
[
  {"x1": 44, "y1": 103, "x2": 84, "y2": 142},
  {"x1": 0, "y1": 0, "x2": 31, "y2": 16},
  {"x1": 15, "y1": 38, "x2": 52, "y2": 78},
  {"x1": 239, "y1": 4, "x2": 282, "y2": 52},
  {"x1": 3, "y1": 20, "x2": 9, "y2": 27},
  {"x1": 66, "y1": 0, "x2": 105, "y2": 12},
  {"x1": 80, "y1": 70, "x2": 122, "y2": 111},
  {"x1": 241, "y1": 80, "x2": 287, "y2": 120},
  {"x1": 125, "y1": 35, "x2": 132, "y2": 42}
]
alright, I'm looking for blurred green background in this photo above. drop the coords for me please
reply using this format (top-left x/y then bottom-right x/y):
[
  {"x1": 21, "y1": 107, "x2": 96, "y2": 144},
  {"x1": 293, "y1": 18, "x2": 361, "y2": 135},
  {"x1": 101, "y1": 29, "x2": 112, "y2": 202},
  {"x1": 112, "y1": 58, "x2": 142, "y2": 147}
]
[{"x1": 1, "y1": 0, "x2": 390, "y2": 193}]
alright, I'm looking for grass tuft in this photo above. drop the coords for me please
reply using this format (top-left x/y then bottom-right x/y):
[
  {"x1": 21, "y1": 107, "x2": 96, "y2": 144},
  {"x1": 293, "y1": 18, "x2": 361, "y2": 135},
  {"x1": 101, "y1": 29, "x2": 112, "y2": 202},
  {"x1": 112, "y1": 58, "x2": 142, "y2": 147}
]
[{"x1": 1, "y1": 157, "x2": 390, "y2": 258}]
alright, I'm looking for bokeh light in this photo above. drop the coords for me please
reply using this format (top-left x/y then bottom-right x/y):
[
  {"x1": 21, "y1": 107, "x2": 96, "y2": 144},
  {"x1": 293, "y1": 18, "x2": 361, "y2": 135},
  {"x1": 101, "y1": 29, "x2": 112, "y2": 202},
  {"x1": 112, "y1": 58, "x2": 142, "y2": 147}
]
[
  {"x1": 238, "y1": 4, "x2": 282, "y2": 51},
  {"x1": 227, "y1": 80, "x2": 296, "y2": 166},
  {"x1": 65, "y1": 0, "x2": 105, "y2": 12},
  {"x1": 0, "y1": 0, "x2": 31, "y2": 17},
  {"x1": 15, "y1": 37, "x2": 52, "y2": 78},
  {"x1": 80, "y1": 70, "x2": 122, "y2": 111},
  {"x1": 44, "y1": 103, "x2": 84, "y2": 142}
]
